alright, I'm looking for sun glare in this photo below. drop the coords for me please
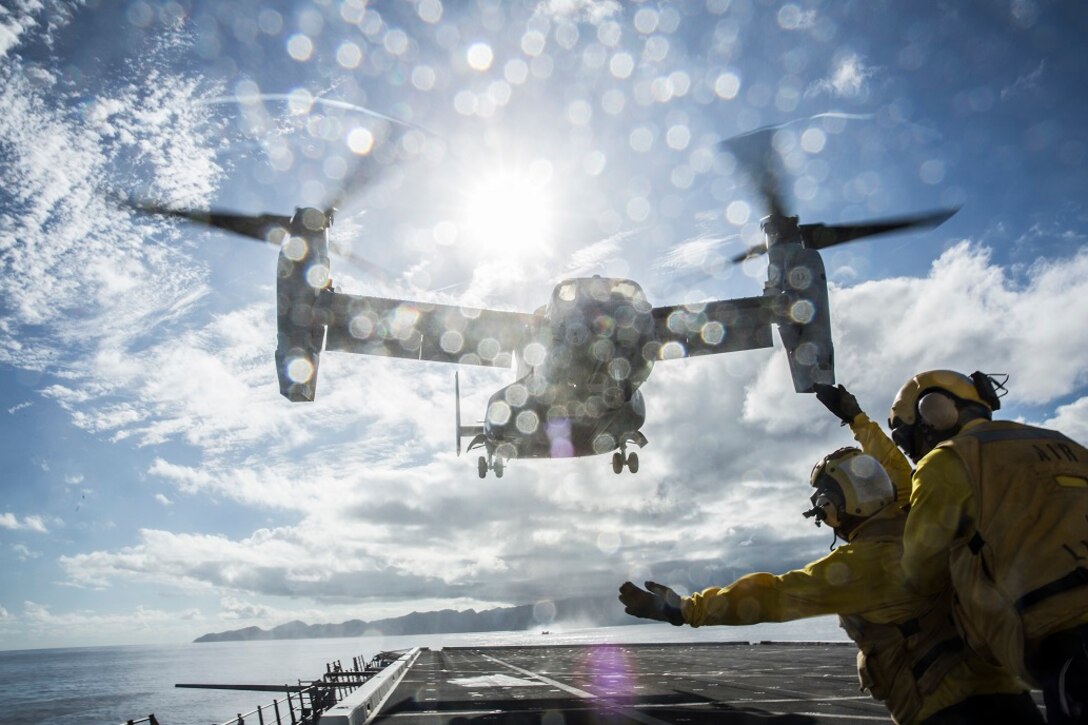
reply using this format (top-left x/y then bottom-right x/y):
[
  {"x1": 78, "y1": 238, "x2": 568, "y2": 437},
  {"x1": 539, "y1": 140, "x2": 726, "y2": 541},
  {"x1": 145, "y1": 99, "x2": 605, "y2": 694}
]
[{"x1": 463, "y1": 171, "x2": 552, "y2": 257}]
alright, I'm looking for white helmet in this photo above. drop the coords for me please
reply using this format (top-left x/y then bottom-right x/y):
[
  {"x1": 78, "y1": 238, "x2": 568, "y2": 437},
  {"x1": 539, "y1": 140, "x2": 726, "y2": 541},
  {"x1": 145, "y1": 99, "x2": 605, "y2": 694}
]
[{"x1": 805, "y1": 447, "x2": 895, "y2": 530}]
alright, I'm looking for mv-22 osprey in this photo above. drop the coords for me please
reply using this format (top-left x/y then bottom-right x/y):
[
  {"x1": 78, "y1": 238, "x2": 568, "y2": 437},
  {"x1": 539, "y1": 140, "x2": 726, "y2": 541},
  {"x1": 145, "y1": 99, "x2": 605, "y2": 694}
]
[{"x1": 128, "y1": 132, "x2": 955, "y2": 478}]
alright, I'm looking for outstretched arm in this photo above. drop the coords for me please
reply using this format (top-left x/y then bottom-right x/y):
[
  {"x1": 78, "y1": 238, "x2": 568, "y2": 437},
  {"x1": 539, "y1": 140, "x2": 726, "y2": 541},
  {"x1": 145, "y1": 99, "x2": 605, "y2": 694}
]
[
  {"x1": 620, "y1": 545, "x2": 894, "y2": 628},
  {"x1": 814, "y1": 384, "x2": 912, "y2": 505}
]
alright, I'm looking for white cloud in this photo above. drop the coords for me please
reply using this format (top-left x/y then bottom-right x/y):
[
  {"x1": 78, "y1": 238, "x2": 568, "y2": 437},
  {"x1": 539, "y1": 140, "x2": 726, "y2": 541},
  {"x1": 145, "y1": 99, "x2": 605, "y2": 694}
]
[
  {"x1": 1043, "y1": 397, "x2": 1088, "y2": 444},
  {"x1": 0, "y1": 29, "x2": 221, "y2": 378},
  {"x1": 565, "y1": 233, "x2": 629, "y2": 277},
  {"x1": 16, "y1": 599, "x2": 205, "y2": 634},
  {"x1": 154, "y1": 493, "x2": 173, "y2": 506},
  {"x1": 6, "y1": 401, "x2": 31, "y2": 414},
  {"x1": 0, "y1": 512, "x2": 48, "y2": 533},
  {"x1": 0, "y1": 2, "x2": 42, "y2": 57},
  {"x1": 806, "y1": 52, "x2": 878, "y2": 98},
  {"x1": 534, "y1": 0, "x2": 621, "y2": 25},
  {"x1": 745, "y1": 241, "x2": 1088, "y2": 435},
  {"x1": 1001, "y1": 59, "x2": 1046, "y2": 100},
  {"x1": 220, "y1": 596, "x2": 271, "y2": 620},
  {"x1": 13, "y1": 543, "x2": 39, "y2": 560},
  {"x1": 0, "y1": 605, "x2": 8, "y2": 619}
]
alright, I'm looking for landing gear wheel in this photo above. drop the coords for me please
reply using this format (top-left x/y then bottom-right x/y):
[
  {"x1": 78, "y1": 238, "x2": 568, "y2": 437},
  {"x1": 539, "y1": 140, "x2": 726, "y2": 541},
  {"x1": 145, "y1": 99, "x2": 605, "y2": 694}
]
[
  {"x1": 627, "y1": 452, "x2": 639, "y2": 473},
  {"x1": 494, "y1": 458, "x2": 504, "y2": 478},
  {"x1": 612, "y1": 451, "x2": 624, "y2": 474},
  {"x1": 478, "y1": 456, "x2": 487, "y2": 479}
]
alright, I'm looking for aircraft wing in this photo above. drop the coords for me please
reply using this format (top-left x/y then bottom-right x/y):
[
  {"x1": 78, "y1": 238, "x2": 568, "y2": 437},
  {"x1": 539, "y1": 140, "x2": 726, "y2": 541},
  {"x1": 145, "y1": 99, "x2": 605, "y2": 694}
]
[
  {"x1": 651, "y1": 296, "x2": 773, "y2": 358},
  {"x1": 323, "y1": 292, "x2": 538, "y2": 369}
]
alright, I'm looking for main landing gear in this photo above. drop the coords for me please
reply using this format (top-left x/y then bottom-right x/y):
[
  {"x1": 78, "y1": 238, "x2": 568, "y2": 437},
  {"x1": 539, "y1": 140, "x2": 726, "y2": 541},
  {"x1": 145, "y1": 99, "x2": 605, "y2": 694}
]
[
  {"x1": 478, "y1": 453, "x2": 504, "y2": 479},
  {"x1": 612, "y1": 450, "x2": 639, "y2": 474}
]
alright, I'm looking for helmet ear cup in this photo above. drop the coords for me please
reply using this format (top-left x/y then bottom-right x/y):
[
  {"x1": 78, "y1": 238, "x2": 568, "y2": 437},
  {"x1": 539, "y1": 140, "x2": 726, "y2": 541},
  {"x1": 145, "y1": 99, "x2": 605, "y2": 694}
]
[{"x1": 918, "y1": 392, "x2": 959, "y2": 431}]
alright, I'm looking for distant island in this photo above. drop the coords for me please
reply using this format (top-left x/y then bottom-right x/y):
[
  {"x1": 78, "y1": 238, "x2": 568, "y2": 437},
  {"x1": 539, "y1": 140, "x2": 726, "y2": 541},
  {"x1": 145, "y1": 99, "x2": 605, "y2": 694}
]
[{"x1": 194, "y1": 595, "x2": 634, "y2": 642}]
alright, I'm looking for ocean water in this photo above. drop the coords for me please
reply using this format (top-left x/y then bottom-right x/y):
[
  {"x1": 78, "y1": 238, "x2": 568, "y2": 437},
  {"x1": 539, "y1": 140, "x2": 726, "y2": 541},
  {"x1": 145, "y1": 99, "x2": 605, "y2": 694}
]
[{"x1": 0, "y1": 618, "x2": 847, "y2": 725}]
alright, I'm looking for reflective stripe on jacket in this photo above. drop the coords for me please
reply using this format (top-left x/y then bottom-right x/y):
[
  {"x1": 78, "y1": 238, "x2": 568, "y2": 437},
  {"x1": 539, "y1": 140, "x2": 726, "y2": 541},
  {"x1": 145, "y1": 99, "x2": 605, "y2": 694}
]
[{"x1": 938, "y1": 420, "x2": 1088, "y2": 682}]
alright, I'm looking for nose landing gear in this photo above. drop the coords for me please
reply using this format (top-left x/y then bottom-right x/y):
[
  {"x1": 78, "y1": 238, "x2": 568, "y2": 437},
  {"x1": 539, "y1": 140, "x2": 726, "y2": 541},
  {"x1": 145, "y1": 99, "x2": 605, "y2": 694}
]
[
  {"x1": 477, "y1": 453, "x2": 505, "y2": 479},
  {"x1": 611, "y1": 431, "x2": 647, "y2": 474},
  {"x1": 613, "y1": 446, "x2": 635, "y2": 474}
]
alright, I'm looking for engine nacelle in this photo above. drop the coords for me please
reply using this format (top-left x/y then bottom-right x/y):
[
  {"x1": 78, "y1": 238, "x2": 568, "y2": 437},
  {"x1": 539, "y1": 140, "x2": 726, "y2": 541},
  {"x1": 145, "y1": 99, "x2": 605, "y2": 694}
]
[
  {"x1": 274, "y1": 208, "x2": 332, "y2": 402},
  {"x1": 766, "y1": 243, "x2": 835, "y2": 393}
]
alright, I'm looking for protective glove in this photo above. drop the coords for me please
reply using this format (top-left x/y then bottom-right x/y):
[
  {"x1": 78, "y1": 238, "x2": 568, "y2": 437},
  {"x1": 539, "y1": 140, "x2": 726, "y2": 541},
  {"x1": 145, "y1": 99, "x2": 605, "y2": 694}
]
[
  {"x1": 813, "y1": 383, "x2": 862, "y2": 426},
  {"x1": 618, "y1": 581, "x2": 685, "y2": 626}
]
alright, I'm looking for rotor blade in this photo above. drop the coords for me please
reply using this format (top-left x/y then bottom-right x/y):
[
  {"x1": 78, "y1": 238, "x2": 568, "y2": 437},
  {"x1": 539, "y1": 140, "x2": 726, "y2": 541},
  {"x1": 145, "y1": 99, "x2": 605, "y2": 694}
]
[
  {"x1": 323, "y1": 124, "x2": 410, "y2": 216},
  {"x1": 124, "y1": 199, "x2": 292, "y2": 243},
  {"x1": 729, "y1": 242, "x2": 769, "y2": 265},
  {"x1": 799, "y1": 208, "x2": 959, "y2": 250},
  {"x1": 326, "y1": 244, "x2": 399, "y2": 286},
  {"x1": 324, "y1": 160, "x2": 376, "y2": 217},
  {"x1": 719, "y1": 127, "x2": 791, "y2": 221}
]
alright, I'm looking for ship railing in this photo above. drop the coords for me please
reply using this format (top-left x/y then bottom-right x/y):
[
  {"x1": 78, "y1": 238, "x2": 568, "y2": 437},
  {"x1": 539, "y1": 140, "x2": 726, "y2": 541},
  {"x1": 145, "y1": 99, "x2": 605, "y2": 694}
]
[
  {"x1": 122, "y1": 652, "x2": 402, "y2": 725},
  {"x1": 210, "y1": 653, "x2": 398, "y2": 725}
]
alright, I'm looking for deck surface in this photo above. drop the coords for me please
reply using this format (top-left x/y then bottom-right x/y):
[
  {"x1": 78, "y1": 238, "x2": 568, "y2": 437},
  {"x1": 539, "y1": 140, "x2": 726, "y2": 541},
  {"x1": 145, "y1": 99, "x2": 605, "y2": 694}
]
[{"x1": 371, "y1": 642, "x2": 891, "y2": 724}]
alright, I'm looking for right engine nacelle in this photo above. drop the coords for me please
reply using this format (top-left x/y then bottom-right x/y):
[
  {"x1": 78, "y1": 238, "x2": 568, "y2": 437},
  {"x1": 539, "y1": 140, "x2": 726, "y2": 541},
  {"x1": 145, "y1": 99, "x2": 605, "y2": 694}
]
[
  {"x1": 766, "y1": 243, "x2": 835, "y2": 393},
  {"x1": 274, "y1": 209, "x2": 332, "y2": 402}
]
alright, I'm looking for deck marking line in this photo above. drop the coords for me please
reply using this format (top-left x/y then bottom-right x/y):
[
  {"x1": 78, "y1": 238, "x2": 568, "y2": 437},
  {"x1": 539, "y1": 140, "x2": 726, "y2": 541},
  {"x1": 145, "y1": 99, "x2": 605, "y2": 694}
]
[
  {"x1": 478, "y1": 653, "x2": 596, "y2": 699},
  {"x1": 632, "y1": 697, "x2": 879, "y2": 711},
  {"x1": 794, "y1": 713, "x2": 888, "y2": 721},
  {"x1": 479, "y1": 653, "x2": 672, "y2": 725},
  {"x1": 734, "y1": 696, "x2": 876, "y2": 704}
]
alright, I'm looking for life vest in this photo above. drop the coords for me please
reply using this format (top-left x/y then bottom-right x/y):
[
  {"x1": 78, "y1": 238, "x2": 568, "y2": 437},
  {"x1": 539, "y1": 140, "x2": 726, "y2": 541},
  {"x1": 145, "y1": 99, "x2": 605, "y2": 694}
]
[
  {"x1": 939, "y1": 420, "x2": 1088, "y2": 683},
  {"x1": 839, "y1": 514, "x2": 967, "y2": 724}
]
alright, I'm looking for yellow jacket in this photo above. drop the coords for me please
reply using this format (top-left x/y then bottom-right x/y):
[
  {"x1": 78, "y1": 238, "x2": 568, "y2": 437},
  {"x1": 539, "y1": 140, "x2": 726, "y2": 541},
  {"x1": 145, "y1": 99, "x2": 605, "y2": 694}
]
[
  {"x1": 682, "y1": 507, "x2": 1027, "y2": 723},
  {"x1": 902, "y1": 419, "x2": 1088, "y2": 681}
]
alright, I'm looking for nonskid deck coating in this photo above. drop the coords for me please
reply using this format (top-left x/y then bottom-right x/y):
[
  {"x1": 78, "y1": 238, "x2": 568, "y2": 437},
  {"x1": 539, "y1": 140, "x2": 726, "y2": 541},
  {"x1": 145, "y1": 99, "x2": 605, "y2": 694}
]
[{"x1": 370, "y1": 641, "x2": 890, "y2": 724}]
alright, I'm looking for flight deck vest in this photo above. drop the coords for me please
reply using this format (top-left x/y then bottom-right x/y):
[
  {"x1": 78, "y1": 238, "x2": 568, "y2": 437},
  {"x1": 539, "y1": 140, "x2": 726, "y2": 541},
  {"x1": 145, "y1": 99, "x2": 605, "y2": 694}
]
[
  {"x1": 839, "y1": 515, "x2": 966, "y2": 724},
  {"x1": 939, "y1": 421, "x2": 1088, "y2": 683}
]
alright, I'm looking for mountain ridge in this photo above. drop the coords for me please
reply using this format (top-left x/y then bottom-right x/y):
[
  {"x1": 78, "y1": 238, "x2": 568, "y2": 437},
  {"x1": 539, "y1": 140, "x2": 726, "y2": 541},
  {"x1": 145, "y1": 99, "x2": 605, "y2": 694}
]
[{"x1": 194, "y1": 594, "x2": 633, "y2": 642}]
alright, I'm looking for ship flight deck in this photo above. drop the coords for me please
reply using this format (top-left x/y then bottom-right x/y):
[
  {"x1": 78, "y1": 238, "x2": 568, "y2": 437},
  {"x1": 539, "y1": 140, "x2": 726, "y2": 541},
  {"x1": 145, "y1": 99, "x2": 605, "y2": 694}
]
[{"x1": 364, "y1": 642, "x2": 890, "y2": 724}]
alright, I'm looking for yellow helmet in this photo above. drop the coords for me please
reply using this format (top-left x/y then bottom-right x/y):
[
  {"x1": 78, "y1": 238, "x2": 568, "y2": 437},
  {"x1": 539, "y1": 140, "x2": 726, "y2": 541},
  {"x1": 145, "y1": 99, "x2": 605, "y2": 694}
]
[
  {"x1": 888, "y1": 370, "x2": 1003, "y2": 461},
  {"x1": 889, "y1": 370, "x2": 994, "y2": 428},
  {"x1": 805, "y1": 447, "x2": 895, "y2": 530}
]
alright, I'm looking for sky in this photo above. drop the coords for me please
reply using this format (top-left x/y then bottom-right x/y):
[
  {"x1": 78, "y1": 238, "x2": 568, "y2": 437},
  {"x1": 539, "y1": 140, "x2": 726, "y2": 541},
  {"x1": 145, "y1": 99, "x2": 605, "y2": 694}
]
[{"x1": 0, "y1": 0, "x2": 1086, "y2": 651}]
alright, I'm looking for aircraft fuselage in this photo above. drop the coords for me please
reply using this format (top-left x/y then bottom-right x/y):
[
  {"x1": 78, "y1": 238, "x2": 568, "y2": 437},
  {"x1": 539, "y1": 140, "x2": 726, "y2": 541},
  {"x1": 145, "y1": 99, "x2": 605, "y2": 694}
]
[{"x1": 477, "y1": 277, "x2": 654, "y2": 462}]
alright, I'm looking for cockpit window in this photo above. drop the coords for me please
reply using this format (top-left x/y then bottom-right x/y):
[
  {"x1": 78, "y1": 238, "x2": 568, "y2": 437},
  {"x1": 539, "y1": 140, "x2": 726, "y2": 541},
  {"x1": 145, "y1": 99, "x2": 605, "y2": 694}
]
[{"x1": 611, "y1": 281, "x2": 644, "y2": 302}]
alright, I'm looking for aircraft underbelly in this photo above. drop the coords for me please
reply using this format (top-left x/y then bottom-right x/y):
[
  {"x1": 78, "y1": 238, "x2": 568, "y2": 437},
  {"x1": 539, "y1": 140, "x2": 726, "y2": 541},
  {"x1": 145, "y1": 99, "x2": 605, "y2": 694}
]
[{"x1": 485, "y1": 391, "x2": 646, "y2": 460}]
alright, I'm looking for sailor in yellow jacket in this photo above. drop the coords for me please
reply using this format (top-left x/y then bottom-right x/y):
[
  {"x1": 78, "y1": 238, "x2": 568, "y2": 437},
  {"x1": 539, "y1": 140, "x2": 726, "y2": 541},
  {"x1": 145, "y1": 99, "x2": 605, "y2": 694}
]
[
  {"x1": 889, "y1": 370, "x2": 1088, "y2": 724},
  {"x1": 620, "y1": 444, "x2": 1040, "y2": 724}
]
